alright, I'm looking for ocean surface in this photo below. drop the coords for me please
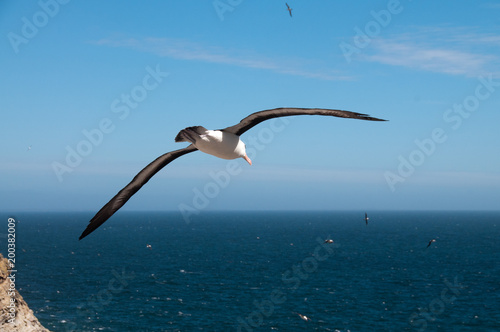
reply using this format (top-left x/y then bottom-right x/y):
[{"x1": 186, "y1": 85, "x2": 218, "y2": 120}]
[{"x1": 1, "y1": 211, "x2": 499, "y2": 331}]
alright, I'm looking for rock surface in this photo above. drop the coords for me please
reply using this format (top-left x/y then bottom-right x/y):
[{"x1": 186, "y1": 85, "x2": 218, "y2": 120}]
[{"x1": 0, "y1": 253, "x2": 51, "y2": 332}]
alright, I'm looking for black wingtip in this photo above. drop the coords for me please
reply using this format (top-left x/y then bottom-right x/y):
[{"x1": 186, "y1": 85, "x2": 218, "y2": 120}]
[
  {"x1": 79, "y1": 229, "x2": 90, "y2": 241},
  {"x1": 366, "y1": 117, "x2": 388, "y2": 122},
  {"x1": 79, "y1": 214, "x2": 106, "y2": 240},
  {"x1": 79, "y1": 218, "x2": 101, "y2": 240},
  {"x1": 359, "y1": 114, "x2": 388, "y2": 121}
]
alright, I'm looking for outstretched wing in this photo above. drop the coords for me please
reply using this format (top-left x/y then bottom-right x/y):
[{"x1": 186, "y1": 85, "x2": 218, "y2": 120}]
[
  {"x1": 222, "y1": 107, "x2": 387, "y2": 136},
  {"x1": 79, "y1": 145, "x2": 197, "y2": 240}
]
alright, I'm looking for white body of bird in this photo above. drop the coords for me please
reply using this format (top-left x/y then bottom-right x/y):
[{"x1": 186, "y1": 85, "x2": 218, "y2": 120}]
[
  {"x1": 196, "y1": 130, "x2": 248, "y2": 161},
  {"x1": 177, "y1": 127, "x2": 252, "y2": 164}
]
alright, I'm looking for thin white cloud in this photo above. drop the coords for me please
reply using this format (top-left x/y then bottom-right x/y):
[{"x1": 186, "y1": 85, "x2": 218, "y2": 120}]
[
  {"x1": 93, "y1": 37, "x2": 352, "y2": 81},
  {"x1": 366, "y1": 39, "x2": 494, "y2": 76},
  {"x1": 481, "y1": 2, "x2": 500, "y2": 10},
  {"x1": 362, "y1": 27, "x2": 500, "y2": 77}
]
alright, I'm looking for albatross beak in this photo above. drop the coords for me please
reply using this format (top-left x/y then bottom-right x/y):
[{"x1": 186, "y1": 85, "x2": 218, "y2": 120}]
[{"x1": 243, "y1": 154, "x2": 252, "y2": 165}]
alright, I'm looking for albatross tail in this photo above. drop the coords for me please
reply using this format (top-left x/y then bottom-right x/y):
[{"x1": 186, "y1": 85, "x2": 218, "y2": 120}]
[{"x1": 174, "y1": 126, "x2": 208, "y2": 144}]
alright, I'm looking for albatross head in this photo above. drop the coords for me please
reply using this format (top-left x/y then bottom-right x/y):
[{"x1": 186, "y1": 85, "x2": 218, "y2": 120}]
[
  {"x1": 232, "y1": 138, "x2": 251, "y2": 165},
  {"x1": 243, "y1": 154, "x2": 252, "y2": 165},
  {"x1": 238, "y1": 141, "x2": 252, "y2": 165}
]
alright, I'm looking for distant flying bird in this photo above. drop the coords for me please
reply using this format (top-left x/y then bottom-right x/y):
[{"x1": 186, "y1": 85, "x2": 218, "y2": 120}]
[
  {"x1": 426, "y1": 239, "x2": 436, "y2": 248},
  {"x1": 324, "y1": 239, "x2": 334, "y2": 244},
  {"x1": 295, "y1": 312, "x2": 311, "y2": 321},
  {"x1": 146, "y1": 244, "x2": 152, "y2": 250},
  {"x1": 27, "y1": 145, "x2": 32, "y2": 151},
  {"x1": 286, "y1": 3, "x2": 292, "y2": 17},
  {"x1": 79, "y1": 107, "x2": 387, "y2": 240},
  {"x1": 365, "y1": 212, "x2": 369, "y2": 225}
]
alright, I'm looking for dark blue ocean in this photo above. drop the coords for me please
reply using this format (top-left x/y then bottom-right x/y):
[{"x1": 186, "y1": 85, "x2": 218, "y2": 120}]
[{"x1": 2, "y1": 211, "x2": 499, "y2": 331}]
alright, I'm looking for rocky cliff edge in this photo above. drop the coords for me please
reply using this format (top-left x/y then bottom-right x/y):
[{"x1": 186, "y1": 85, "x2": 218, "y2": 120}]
[{"x1": 0, "y1": 253, "x2": 51, "y2": 332}]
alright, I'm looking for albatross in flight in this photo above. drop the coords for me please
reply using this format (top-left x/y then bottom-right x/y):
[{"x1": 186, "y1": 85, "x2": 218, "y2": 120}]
[
  {"x1": 286, "y1": 3, "x2": 293, "y2": 17},
  {"x1": 79, "y1": 107, "x2": 387, "y2": 240}
]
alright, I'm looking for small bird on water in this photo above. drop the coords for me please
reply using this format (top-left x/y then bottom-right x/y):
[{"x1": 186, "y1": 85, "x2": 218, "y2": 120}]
[{"x1": 295, "y1": 312, "x2": 311, "y2": 321}]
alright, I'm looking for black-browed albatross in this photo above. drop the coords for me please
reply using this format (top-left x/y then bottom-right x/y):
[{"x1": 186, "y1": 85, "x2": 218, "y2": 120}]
[
  {"x1": 79, "y1": 107, "x2": 387, "y2": 240},
  {"x1": 286, "y1": 3, "x2": 293, "y2": 17}
]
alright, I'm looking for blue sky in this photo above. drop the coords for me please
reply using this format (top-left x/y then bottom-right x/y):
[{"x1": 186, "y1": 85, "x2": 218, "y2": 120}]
[{"x1": 1, "y1": 0, "x2": 500, "y2": 213}]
